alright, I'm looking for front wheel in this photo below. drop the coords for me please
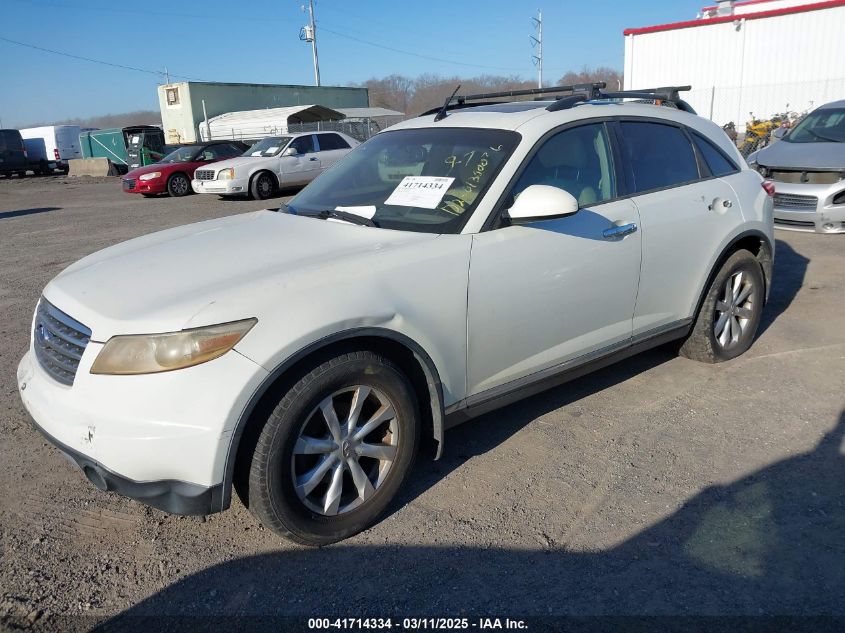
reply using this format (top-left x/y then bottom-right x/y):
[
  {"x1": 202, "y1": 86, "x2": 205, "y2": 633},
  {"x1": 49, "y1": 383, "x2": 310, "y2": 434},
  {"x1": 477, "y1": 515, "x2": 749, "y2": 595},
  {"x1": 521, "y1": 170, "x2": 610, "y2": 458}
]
[
  {"x1": 680, "y1": 249, "x2": 764, "y2": 363},
  {"x1": 166, "y1": 173, "x2": 191, "y2": 197},
  {"x1": 250, "y1": 172, "x2": 276, "y2": 200},
  {"x1": 247, "y1": 350, "x2": 419, "y2": 545}
]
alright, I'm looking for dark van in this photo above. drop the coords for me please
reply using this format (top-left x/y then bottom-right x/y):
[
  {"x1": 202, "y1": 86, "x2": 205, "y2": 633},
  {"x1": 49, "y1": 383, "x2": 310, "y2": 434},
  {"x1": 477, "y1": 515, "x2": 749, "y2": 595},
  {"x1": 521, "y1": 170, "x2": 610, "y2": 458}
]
[{"x1": 0, "y1": 129, "x2": 29, "y2": 178}]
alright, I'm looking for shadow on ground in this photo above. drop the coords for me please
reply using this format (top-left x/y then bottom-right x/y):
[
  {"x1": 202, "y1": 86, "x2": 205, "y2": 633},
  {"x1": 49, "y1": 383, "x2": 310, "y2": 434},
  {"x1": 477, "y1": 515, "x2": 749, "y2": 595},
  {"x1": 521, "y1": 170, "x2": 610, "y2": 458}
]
[
  {"x1": 758, "y1": 238, "x2": 808, "y2": 336},
  {"x1": 0, "y1": 207, "x2": 61, "y2": 220},
  {"x1": 92, "y1": 409, "x2": 844, "y2": 626}
]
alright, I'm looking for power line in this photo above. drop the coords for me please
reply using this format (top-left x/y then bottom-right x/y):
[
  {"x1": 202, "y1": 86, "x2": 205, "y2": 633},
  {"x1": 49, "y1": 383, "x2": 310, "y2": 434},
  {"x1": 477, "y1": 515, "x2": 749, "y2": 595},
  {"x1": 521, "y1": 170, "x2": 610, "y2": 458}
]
[
  {"x1": 0, "y1": 35, "x2": 209, "y2": 81},
  {"x1": 317, "y1": 24, "x2": 529, "y2": 73}
]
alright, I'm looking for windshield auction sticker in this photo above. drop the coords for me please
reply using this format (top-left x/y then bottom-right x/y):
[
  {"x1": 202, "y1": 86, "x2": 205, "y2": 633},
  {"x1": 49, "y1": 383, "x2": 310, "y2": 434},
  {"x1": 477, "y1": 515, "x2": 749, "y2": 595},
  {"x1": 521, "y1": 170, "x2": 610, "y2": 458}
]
[{"x1": 385, "y1": 176, "x2": 455, "y2": 209}]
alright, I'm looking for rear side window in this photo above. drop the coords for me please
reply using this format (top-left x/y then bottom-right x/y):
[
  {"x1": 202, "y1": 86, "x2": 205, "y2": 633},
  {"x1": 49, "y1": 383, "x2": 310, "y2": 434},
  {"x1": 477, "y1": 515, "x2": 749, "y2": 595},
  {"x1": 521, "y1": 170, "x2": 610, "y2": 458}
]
[
  {"x1": 620, "y1": 121, "x2": 700, "y2": 193},
  {"x1": 691, "y1": 132, "x2": 739, "y2": 177},
  {"x1": 317, "y1": 133, "x2": 351, "y2": 151}
]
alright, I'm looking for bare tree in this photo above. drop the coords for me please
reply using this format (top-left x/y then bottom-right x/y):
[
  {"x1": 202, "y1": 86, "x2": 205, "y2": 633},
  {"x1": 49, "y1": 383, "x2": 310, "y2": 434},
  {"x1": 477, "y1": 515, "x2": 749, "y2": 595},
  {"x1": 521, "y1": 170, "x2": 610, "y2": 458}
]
[{"x1": 558, "y1": 66, "x2": 624, "y2": 90}]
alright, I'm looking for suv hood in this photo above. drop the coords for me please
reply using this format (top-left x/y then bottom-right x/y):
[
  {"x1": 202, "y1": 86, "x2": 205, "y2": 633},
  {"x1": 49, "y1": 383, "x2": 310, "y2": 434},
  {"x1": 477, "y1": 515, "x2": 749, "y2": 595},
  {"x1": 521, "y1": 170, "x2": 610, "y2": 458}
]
[
  {"x1": 755, "y1": 139, "x2": 845, "y2": 170},
  {"x1": 43, "y1": 211, "x2": 436, "y2": 340}
]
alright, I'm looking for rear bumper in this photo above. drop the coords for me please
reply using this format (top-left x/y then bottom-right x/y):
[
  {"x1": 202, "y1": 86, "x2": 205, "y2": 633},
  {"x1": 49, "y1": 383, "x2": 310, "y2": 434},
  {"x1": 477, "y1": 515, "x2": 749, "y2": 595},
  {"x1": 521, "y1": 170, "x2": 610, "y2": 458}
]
[{"x1": 28, "y1": 417, "x2": 221, "y2": 515}]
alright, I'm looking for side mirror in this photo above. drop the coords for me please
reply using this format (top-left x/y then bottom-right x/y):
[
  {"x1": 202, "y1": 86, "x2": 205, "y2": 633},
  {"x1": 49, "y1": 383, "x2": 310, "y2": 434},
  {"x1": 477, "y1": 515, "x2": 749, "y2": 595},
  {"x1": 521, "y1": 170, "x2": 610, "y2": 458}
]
[
  {"x1": 772, "y1": 127, "x2": 787, "y2": 140},
  {"x1": 282, "y1": 147, "x2": 298, "y2": 157},
  {"x1": 505, "y1": 185, "x2": 579, "y2": 224}
]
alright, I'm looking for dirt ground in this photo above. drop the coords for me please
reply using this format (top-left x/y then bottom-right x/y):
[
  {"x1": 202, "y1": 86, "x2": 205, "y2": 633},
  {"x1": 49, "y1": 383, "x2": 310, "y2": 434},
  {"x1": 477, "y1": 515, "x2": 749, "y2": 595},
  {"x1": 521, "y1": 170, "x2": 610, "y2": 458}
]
[{"x1": 1, "y1": 175, "x2": 844, "y2": 630}]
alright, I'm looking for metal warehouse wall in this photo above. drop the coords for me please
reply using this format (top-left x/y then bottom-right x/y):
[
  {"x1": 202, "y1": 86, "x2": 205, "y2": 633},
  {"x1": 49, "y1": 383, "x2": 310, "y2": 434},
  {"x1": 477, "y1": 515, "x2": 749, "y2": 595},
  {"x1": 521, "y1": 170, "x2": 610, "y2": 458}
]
[{"x1": 624, "y1": 5, "x2": 845, "y2": 125}]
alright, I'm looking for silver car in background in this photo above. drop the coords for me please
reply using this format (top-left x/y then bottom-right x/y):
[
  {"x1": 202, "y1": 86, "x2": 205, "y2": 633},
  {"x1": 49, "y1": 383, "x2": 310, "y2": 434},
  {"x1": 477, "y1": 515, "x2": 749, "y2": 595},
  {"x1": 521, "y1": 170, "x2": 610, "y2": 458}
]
[{"x1": 748, "y1": 99, "x2": 845, "y2": 234}]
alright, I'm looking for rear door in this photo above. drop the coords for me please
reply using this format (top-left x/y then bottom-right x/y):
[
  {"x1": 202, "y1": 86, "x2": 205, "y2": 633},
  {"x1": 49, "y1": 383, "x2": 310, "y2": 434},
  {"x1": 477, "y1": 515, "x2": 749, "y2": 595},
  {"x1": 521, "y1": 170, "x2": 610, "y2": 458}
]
[
  {"x1": 314, "y1": 133, "x2": 352, "y2": 171},
  {"x1": 0, "y1": 130, "x2": 27, "y2": 172},
  {"x1": 55, "y1": 126, "x2": 82, "y2": 160},
  {"x1": 617, "y1": 119, "x2": 745, "y2": 336}
]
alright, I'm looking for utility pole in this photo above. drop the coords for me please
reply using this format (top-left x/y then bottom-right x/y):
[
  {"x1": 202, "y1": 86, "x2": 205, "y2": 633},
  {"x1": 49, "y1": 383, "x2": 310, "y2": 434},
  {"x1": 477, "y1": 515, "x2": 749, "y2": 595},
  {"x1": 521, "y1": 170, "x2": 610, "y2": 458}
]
[
  {"x1": 530, "y1": 9, "x2": 543, "y2": 88},
  {"x1": 164, "y1": 66, "x2": 170, "y2": 85},
  {"x1": 300, "y1": 0, "x2": 321, "y2": 86}
]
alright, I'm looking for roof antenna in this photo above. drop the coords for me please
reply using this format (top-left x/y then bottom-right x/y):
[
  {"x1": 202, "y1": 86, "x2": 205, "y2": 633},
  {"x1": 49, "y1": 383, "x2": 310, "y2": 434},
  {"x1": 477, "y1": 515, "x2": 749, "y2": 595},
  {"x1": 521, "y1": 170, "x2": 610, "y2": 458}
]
[{"x1": 434, "y1": 85, "x2": 461, "y2": 122}]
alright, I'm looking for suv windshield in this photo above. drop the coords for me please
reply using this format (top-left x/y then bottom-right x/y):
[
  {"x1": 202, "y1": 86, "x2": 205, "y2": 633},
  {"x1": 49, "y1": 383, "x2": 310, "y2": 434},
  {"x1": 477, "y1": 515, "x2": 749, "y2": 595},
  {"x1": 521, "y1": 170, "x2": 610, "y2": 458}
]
[
  {"x1": 785, "y1": 108, "x2": 845, "y2": 143},
  {"x1": 287, "y1": 128, "x2": 520, "y2": 234},
  {"x1": 244, "y1": 136, "x2": 293, "y2": 157},
  {"x1": 159, "y1": 145, "x2": 202, "y2": 163}
]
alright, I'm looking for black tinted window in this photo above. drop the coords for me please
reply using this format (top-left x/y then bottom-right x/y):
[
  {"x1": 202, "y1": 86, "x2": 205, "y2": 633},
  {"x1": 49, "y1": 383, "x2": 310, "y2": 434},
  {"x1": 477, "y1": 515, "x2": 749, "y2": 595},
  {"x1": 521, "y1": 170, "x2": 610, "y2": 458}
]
[
  {"x1": 621, "y1": 122, "x2": 699, "y2": 192},
  {"x1": 691, "y1": 132, "x2": 738, "y2": 176},
  {"x1": 290, "y1": 135, "x2": 315, "y2": 154},
  {"x1": 317, "y1": 133, "x2": 350, "y2": 151}
]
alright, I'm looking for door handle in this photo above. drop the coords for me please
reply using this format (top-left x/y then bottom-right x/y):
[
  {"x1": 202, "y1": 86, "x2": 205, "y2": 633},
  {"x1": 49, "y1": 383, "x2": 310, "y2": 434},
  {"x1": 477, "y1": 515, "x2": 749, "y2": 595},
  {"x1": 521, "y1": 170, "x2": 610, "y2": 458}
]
[
  {"x1": 309, "y1": 157, "x2": 318, "y2": 161},
  {"x1": 603, "y1": 222, "x2": 638, "y2": 239}
]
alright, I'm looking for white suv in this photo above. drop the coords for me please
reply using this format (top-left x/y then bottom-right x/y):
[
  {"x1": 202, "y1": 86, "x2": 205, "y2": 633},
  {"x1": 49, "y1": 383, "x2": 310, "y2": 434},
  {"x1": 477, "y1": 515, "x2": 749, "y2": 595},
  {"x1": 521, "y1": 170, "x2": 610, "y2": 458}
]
[
  {"x1": 191, "y1": 131, "x2": 358, "y2": 200},
  {"x1": 17, "y1": 84, "x2": 774, "y2": 545}
]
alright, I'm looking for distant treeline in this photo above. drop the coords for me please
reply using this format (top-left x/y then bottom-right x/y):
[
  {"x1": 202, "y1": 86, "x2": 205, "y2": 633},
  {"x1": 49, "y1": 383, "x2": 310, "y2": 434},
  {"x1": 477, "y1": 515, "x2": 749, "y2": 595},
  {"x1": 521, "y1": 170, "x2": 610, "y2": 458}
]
[
  {"x1": 21, "y1": 110, "x2": 161, "y2": 130},
  {"x1": 359, "y1": 67, "x2": 623, "y2": 116}
]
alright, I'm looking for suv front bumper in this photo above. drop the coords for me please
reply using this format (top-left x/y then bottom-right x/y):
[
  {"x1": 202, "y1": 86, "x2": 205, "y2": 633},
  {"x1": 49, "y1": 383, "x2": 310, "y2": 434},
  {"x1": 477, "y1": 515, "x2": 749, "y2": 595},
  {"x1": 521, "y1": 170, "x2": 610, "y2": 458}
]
[{"x1": 17, "y1": 341, "x2": 268, "y2": 515}]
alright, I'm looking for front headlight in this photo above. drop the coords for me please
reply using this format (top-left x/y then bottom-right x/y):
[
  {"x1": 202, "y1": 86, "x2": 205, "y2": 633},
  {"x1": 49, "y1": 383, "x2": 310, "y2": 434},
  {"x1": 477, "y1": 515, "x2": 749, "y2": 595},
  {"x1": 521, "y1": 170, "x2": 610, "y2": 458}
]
[
  {"x1": 139, "y1": 171, "x2": 162, "y2": 181},
  {"x1": 90, "y1": 318, "x2": 257, "y2": 375},
  {"x1": 217, "y1": 168, "x2": 235, "y2": 181}
]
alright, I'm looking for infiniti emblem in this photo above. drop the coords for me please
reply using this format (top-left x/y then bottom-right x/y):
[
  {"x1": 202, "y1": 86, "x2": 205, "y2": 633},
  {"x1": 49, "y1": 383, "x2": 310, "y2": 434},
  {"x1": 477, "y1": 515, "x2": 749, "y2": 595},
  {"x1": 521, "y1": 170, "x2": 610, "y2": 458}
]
[{"x1": 341, "y1": 440, "x2": 352, "y2": 459}]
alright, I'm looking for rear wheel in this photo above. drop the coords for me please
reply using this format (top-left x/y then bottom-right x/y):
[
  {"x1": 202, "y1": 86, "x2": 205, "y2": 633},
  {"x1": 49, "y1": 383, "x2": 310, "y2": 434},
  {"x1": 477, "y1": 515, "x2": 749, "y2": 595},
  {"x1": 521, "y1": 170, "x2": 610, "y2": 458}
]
[
  {"x1": 166, "y1": 173, "x2": 191, "y2": 197},
  {"x1": 250, "y1": 172, "x2": 276, "y2": 200},
  {"x1": 680, "y1": 249, "x2": 764, "y2": 363},
  {"x1": 247, "y1": 350, "x2": 419, "y2": 545}
]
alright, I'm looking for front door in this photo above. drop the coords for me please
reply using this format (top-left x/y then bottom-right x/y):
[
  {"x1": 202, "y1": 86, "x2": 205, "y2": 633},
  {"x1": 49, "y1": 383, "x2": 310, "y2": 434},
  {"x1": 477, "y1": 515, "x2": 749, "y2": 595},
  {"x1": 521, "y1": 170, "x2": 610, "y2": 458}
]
[
  {"x1": 466, "y1": 122, "x2": 642, "y2": 397},
  {"x1": 279, "y1": 134, "x2": 321, "y2": 185}
]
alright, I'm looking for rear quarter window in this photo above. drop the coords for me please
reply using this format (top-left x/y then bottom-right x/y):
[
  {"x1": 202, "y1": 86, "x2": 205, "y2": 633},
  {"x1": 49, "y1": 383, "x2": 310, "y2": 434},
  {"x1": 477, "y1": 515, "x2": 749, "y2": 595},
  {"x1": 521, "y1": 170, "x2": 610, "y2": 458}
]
[
  {"x1": 691, "y1": 132, "x2": 739, "y2": 177},
  {"x1": 620, "y1": 121, "x2": 700, "y2": 193}
]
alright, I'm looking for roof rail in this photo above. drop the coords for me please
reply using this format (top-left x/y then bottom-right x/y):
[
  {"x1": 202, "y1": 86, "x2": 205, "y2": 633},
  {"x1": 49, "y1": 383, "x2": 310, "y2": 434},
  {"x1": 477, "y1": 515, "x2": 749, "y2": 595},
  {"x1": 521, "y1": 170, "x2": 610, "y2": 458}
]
[
  {"x1": 547, "y1": 85, "x2": 696, "y2": 113},
  {"x1": 423, "y1": 82, "x2": 607, "y2": 120}
]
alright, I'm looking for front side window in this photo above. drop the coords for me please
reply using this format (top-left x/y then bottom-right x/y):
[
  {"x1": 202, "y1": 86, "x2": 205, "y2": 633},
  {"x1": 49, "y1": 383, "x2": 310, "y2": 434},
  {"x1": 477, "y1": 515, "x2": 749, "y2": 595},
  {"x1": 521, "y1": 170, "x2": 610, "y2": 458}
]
[
  {"x1": 288, "y1": 127, "x2": 520, "y2": 234},
  {"x1": 511, "y1": 123, "x2": 616, "y2": 206},
  {"x1": 160, "y1": 145, "x2": 202, "y2": 163},
  {"x1": 290, "y1": 135, "x2": 316, "y2": 154},
  {"x1": 621, "y1": 121, "x2": 700, "y2": 193}
]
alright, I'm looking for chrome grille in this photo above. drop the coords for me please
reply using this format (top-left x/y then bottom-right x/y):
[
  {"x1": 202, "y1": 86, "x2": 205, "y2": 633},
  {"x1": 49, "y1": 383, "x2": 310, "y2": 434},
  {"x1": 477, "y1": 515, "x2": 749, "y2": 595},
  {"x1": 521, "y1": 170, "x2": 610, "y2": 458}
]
[
  {"x1": 773, "y1": 193, "x2": 818, "y2": 211},
  {"x1": 195, "y1": 169, "x2": 215, "y2": 181},
  {"x1": 33, "y1": 299, "x2": 91, "y2": 386}
]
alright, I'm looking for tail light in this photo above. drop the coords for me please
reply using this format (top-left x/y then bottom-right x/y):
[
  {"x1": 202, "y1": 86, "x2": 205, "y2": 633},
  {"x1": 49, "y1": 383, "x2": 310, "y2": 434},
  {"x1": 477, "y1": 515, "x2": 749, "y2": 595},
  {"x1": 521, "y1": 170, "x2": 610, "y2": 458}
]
[
  {"x1": 762, "y1": 180, "x2": 776, "y2": 197},
  {"x1": 54, "y1": 149, "x2": 60, "y2": 160}
]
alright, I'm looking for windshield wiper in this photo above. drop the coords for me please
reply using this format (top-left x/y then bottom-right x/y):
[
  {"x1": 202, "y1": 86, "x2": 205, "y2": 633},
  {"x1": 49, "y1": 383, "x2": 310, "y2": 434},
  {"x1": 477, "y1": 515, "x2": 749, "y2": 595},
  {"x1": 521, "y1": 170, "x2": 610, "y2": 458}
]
[{"x1": 317, "y1": 210, "x2": 378, "y2": 227}]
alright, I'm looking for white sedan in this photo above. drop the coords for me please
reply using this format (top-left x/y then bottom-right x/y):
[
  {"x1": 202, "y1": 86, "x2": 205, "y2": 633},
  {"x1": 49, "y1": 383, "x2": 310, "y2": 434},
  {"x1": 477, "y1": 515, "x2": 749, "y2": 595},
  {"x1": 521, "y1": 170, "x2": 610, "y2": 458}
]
[{"x1": 192, "y1": 131, "x2": 359, "y2": 199}]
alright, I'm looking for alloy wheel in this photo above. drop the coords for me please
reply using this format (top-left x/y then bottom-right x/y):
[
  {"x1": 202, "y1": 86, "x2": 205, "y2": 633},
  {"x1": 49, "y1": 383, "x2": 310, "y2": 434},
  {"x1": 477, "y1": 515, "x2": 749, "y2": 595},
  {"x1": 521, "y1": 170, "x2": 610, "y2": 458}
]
[
  {"x1": 292, "y1": 386, "x2": 399, "y2": 516},
  {"x1": 714, "y1": 270, "x2": 755, "y2": 349}
]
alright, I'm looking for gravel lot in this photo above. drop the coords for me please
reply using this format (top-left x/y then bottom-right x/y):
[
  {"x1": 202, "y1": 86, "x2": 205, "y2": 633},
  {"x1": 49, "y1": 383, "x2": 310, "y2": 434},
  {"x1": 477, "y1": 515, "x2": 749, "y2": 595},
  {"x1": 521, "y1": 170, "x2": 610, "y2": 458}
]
[{"x1": 1, "y1": 175, "x2": 844, "y2": 629}]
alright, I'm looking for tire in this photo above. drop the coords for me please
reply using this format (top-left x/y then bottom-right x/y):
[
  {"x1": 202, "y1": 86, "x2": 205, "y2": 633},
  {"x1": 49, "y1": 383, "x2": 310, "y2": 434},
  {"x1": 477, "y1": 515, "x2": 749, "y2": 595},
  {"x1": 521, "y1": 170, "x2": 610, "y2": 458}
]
[
  {"x1": 16, "y1": 171, "x2": 27, "y2": 178},
  {"x1": 166, "y1": 173, "x2": 191, "y2": 197},
  {"x1": 250, "y1": 172, "x2": 276, "y2": 200},
  {"x1": 247, "y1": 350, "x2": 419, "y2": 545},
  {"x1": 680, "y1": 249, "x2": 764, "y2": 363}
]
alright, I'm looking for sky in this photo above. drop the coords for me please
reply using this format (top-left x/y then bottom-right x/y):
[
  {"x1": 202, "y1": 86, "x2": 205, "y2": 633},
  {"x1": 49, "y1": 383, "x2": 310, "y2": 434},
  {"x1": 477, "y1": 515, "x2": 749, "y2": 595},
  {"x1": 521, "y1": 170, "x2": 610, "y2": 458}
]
[{"x1": 0, "y1": 0, "x2": 707, "y2": 127}]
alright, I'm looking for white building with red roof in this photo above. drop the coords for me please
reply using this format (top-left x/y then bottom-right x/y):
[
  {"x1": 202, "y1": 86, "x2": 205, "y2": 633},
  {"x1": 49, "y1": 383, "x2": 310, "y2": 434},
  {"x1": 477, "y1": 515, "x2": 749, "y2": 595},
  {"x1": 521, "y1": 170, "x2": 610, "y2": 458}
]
[{"x1": 623, "y1": 0, "x2": 845, "y2": 125}]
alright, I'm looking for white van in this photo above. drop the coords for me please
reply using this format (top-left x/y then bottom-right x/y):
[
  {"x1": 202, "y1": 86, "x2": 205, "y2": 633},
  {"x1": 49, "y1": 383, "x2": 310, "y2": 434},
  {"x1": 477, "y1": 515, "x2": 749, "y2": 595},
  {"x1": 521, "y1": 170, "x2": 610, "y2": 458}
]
[{"x1": 19, "y1": 125, "x2": 84, "y2": 174}]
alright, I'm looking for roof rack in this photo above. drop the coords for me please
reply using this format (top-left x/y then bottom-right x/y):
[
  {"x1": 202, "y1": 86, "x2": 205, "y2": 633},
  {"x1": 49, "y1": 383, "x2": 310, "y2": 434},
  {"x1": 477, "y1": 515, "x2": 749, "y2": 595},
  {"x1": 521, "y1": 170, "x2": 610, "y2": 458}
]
[
  {"x1": 545, "y1": 85, "x2": 695, "y2": 113},
  {"x1": 422, "y1": 83, "x2": 696, "y2": 119},
  {"x1": 425, "y1": 82, "x2": 607, "y2": 121}
]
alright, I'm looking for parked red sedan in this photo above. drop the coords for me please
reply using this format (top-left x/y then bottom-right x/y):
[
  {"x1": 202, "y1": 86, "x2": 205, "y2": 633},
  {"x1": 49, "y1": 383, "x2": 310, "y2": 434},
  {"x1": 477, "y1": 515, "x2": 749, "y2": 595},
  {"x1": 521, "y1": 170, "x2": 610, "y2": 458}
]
[{"x1": 122, "y1": 140, "x2": 248, "y2": 197}]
